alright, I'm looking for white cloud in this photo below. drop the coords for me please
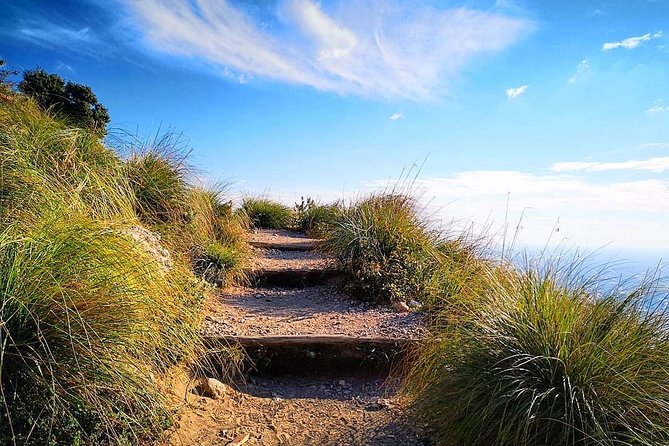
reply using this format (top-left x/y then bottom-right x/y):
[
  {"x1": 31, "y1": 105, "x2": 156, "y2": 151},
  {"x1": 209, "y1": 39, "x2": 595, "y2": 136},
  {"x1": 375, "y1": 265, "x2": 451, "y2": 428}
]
[
  {"x1": 17, "y1": 24, "x2": 97, "y2": 47},
  {"x1": 371, "y1": 170, "x2": 669, "y2": 250},
  {"x1": 646, "y1": 101, "x2": 669, "y2": 114},
  {"x1": 125, "y1": 0, "x2": 530, "y2": 99},
  {"x1": 506, "y1": 85, "x2": 528, "y2": 99},
  {"x1": 551, "y1": 156, "x2": 669, "y2": 173},
  {"x1": 389, "y1": 112, "x2": 403, "y2": 121},
  {"x1": 568, "y1": 59, "x2": 590, "y2": 83},
  {"x1": 601, "y1": 31, "x2": 663, "y2": 51}
]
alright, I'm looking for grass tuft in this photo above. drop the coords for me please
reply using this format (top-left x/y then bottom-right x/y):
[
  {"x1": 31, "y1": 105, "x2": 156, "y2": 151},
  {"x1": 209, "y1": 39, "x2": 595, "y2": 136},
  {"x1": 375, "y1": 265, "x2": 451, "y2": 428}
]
[
  {"x1": 406, "y1": 263, "x2": 669, "y2": 446},
  {"x1": 294, "y1": 197, "x2": 343, "y2": 237},
  {"x1": 241, "y1": 197, "x2": 293, "y2": 230},
  {"x1": 322, "y1": 193, "x2": 448, "y2": 304}
]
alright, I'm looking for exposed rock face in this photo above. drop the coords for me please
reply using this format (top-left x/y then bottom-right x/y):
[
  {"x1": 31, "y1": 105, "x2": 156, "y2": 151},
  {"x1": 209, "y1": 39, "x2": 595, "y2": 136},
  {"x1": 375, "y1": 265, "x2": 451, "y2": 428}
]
[{"x1": 124, "y1": 225, "x2": 173, "y2": 271}]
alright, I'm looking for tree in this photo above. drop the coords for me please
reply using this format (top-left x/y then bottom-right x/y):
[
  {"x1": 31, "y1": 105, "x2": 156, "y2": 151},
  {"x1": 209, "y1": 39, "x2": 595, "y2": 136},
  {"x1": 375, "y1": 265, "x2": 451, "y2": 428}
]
[
  {"x1": 0, "y1": 59, "x2": 19, "y2": 93},
  {"x1": 19, "y1": 68, "x2": 110, "y2": 136}
]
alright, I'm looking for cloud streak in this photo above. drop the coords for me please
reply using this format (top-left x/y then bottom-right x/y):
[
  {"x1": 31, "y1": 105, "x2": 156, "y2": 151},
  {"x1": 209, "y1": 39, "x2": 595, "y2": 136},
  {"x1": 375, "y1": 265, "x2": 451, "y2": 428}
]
[
  {"x1": 569, "y1": 59, "x2": 590, "y2": 84},
  {"x1": 389, "y1": 112, "x2": 403, "y2": 121},
  {"x1": 551, "y1": 156, "x2": 669, "y2": 173},
  {"x1": 601, "y1": 31, "x2": 663, "y2": 51},
  {"x1": 506, "y1": 85, "x2": 528, "y2": 99},
  {"x1": 125, "y1": 0, "x2": 530, "y2": 99}
]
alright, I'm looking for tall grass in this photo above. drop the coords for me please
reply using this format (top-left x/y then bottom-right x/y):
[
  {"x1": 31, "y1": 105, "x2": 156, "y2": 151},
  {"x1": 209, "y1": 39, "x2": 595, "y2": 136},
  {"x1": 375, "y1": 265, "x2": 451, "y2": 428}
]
[
  {"x1": 0, "y1": 207, "x2": 203, "y2": 444},
  {"x1": 0, "y1": 94, "x2": 135, "y2": 223},
  {"x1": 189, "y1": 186, "x2": 250, "y2": 286},
  {"x1": 241, "y1": 197, "x2": 293, "y2": 230},
  {"x1": 0, "y1": 93, "x2": 214, "y2": 443},
  {"x1": 323, "y1": 193, "x2": 450, "y2": 304},
  {"x1": 294, "y1": 197, "x2": 343, "y2": 238},
  {"x1": 406, "y1": 263, "x2": 669, "y2": 446},
  {"x1": 125, "y1": 141, "x2": 191, "y2": 226},
  {"x1": 123, "y1": 138, "x2": 249, "y2": 286}
]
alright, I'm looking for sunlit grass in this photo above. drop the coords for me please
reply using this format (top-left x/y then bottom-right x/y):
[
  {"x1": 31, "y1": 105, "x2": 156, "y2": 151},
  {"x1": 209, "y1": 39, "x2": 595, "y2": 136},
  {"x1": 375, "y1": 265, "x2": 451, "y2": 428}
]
[
  {"x1": 241, "y1": 197, "x2": 294, "y2": 229},
  {"x1": 406, "y1": 262, "x2": 669, "y2": 446}
]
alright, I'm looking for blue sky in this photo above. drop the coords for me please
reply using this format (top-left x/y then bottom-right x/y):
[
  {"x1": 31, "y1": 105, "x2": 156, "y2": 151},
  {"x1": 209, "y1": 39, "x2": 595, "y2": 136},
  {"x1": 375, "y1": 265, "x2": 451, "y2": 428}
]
[{"x1": 2, "y1": 0, "x2": 669, "y2": 260}]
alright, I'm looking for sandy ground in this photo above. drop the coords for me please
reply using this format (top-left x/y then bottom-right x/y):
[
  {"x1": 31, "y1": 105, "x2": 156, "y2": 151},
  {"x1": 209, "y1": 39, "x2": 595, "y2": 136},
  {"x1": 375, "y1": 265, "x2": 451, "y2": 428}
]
[
  {"x1": 162, "y1": 373, "x2": 432, "y2": 446},
  {"x1": 203, "y1": 286, "x2": 426, "y2": 339},
  {"x1": 249, "y1": 230, "x2": 320, "y2": 250},
  {"x1": 250, "y1": 248, "x2": 334, "y2": 272}
]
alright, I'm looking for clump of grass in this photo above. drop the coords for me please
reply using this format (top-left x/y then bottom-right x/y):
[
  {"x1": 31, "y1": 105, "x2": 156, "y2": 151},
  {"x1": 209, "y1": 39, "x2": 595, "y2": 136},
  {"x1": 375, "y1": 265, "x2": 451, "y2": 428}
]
[
  {"x1": 195, "y1": 241, "x2": 246, "y2": 286},
  {"x1": 241, "y1": 197, "x2": 293, "y2": 229},
  {"x1": 0, "y1": 93, "x2": 208, "y2": 444},
  {"x1": 188, "y1": 187, "x2": 249, "y2": 286},
  {"x1": 294, "y1": 197, "x2": 343, "y2": 238},
  {"x1": 125, "y1": 139, "x2": 191, "y2": 226},
  {"x1": 323, "y1": 193, "x2": 447, "y2": 304},
  {"x1": 406, "y1": 263, "x2": 669, "y2": 446},
  {"x1": 0, "y1": 208, "x2": 202, "y2": 445},
  {"x1": 0, "y1": 94, "x2": 135, "y2": 223}
]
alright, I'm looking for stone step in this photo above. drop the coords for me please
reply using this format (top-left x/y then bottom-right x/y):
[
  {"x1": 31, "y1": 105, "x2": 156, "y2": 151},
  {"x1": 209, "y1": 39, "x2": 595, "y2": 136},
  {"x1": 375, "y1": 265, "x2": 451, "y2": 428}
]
[
  {"x1": 248, "y1": 229, "x2": 320, "y2": 251},
  {"x1": 251, "y1": 266, "x2": 340, "y2": 287},
  {"x1": 203, "y1": 286, "x2": 426, "y2": 343},
  {"x1": 203, "y1": 334, "x2": 419, "y2": 374}
]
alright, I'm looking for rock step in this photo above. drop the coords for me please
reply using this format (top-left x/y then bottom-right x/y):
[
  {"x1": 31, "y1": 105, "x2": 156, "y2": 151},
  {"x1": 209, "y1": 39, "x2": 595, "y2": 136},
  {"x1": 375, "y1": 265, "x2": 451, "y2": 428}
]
[
  {"x1": 203, "y1": 286, "x2": 427, "y2": 341},
  {"x1": 251, "y1": 266, "x2": 340, "y2": 287},
  {"x1": 248, "y1": 229, "x2": 320, "y2": 251},
  {"x1": 249, "y1": 239, "x2": 319, "y2": 251},
  {"x1": 203, "y1": 335, "x2": 418, "y2": 374}
]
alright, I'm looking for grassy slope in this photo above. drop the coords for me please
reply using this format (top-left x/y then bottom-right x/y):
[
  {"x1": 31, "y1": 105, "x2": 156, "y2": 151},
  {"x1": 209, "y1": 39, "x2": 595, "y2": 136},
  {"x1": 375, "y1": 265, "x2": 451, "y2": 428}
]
[{"x1": 0, "y1": 92, "x2": 247, "y2": 444}]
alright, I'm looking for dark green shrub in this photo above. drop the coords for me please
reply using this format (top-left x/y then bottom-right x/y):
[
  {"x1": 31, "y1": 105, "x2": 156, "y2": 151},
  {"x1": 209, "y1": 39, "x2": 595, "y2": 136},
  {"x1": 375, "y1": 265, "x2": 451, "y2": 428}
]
[{"x1": 19, "y1": 68, "x2": 110, "y2": 136}]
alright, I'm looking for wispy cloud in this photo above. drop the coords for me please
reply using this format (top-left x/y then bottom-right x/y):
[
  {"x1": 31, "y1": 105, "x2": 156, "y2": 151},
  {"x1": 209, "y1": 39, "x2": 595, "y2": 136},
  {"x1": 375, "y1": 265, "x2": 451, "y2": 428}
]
[
  {"x1": 601, "y1": 31, "x2": 663, "y2": 51},
  {"x1": 17, "y1": 22, "x2": 97, "y2": 47},
  {"x1": 551, "y1": 156, "x2": 669, "y2": 173},
  {"x1": 55, "y1": 60, "x2": 73, "y2": 72},
  {"x1": 646, "y1": 100, "x2": 669, "y2": 114},
  {"x1": 389, "y1": 112, "x2": 403, "y2": 121},
  {"x1": 506, "y1": 85, "x2": 528, "y2": 99},
  {"x1": 568, "y1": 59, "x2": 590, "y2": 83},
  {"x1": 125, "y1": 0, "x2": 531, "y2": 99}
]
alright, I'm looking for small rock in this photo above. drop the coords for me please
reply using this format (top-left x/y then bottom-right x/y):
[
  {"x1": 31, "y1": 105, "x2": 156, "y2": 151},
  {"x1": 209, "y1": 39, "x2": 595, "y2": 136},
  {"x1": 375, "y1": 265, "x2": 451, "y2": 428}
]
[
  {"x1": 194, "y1": 377, "x2": 229, "y2": 399},
  {"x1": 228, "y1": 433, "x2": 250, "y2": 446},
  {"x1": 338, "y1": 379, "x2": 346, "y2": 387},
  {"x1": 377, "y1": 398, "x2": 395, "y2": 409},
  {"x1": 392, "y1": 301, "x2": 411, "y2": 312},
  {"x1": 408, "y1": 299, "x2": 421, "y2": 308}
]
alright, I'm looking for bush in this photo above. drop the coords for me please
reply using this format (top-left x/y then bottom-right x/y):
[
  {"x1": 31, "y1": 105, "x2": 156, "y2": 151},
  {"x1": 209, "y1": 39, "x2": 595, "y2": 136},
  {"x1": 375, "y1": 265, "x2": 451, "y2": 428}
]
[
  {"x1": 406, "y1": 265, "x2": 669, "y2": 446},
  {"x1": 323, "y1": 194, "x2": 447, "y2": 304},
  {"x1": 294, "y1": 197, "x2": 342, "y2": 237},
  {"x1": 241, "y1": 197, "x2": 293, "y2": 229}
]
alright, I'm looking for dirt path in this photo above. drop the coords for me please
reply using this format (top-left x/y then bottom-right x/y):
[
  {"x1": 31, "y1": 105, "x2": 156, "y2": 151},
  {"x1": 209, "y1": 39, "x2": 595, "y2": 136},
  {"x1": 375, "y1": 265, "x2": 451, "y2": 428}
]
[{"x1": 165, "y1": 229, "x2": 430, "y2": 446}]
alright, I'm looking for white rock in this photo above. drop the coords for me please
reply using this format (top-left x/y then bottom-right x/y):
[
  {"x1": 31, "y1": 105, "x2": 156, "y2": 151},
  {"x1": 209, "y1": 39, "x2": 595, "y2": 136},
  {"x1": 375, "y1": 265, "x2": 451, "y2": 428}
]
[
  {"x1": 392, "y1": 301, "x2": 411, "y2": 312},
  {"x1": 195, "y1": 377, "x2": 229, "y2": 399}
]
